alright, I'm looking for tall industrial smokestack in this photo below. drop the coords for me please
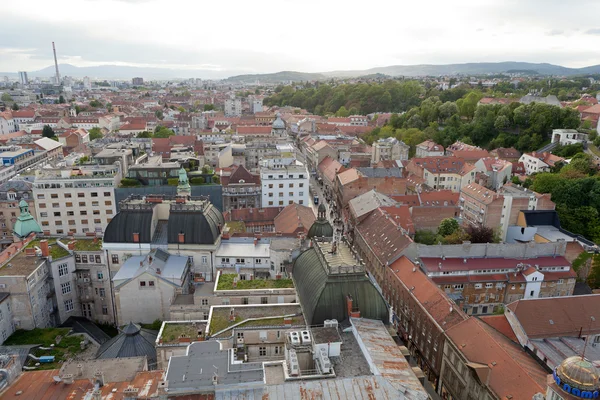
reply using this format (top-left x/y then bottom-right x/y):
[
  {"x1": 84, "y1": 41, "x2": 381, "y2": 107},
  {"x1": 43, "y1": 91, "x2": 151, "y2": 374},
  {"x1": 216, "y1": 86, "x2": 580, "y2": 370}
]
[{"x1": 52, "y1": 42, "x2": 60, "y2": 85}]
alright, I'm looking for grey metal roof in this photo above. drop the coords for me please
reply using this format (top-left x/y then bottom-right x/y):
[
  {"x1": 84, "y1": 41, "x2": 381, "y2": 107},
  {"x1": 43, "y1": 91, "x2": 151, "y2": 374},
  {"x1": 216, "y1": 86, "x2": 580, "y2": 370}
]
[
  {"x1": 0, "y1": 292, "x2": 9, "y2": 304},
  {"x1": 166, "y1": 341, "x2": 264, "y2": 393},
  {"x1": 60, "y1": 316, "x2": 111, "y2": 345},
  {"x1": 349, "y1": 189, "x2": 397, "y2": 219},
  {"x1": 112, "y1": 250, "x2": 188, "y2": 286},
  {"x1": 292, "y1": 247, "x2": 388, "y2": 325},
  {"x1": 215, "y1": 376, "x2": 408, "y2": 399},
  {"x1": 103, "y1": 209, "x2": 154, "y2": 243},
  {"x1": 96, "y1": 322, "x2": 157, "y2": 368},
  {"x1": 167, "y1": 203, "x2": 224, "y2": 245}
]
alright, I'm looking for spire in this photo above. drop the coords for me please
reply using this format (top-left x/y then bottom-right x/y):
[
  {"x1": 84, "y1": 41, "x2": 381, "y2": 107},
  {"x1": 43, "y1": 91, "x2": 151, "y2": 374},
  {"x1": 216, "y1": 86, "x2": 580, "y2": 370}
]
[{"x1": 13, "y1": 198, "x2": 43, "y2": 240}]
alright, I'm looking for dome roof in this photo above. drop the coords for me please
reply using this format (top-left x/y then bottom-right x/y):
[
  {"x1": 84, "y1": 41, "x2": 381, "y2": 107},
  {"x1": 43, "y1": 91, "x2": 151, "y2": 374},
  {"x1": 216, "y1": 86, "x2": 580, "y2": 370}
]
[
  {"x1": 555, "y1": 356, "x2": 600, "y2": 394},
  {"x1": 307, "y1": 219, "x2": 334, "y2": 238},
  {"x1": 272, "y1": 113, "x2": 285, "y2": 129},
  {"x1": 13, "y1": 199, "x2": 42, "y2": 239}
]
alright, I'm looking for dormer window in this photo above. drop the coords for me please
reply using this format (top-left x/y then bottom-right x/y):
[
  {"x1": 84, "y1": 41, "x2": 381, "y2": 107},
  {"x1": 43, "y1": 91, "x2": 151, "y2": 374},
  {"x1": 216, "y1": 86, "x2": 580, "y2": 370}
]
[{"x1": 7, "y1": 192, "x2": 16, "y2": 200}]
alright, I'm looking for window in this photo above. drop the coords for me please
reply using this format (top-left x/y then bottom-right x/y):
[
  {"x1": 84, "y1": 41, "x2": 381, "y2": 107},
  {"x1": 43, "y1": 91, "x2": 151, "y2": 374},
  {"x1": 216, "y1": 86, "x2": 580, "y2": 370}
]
[
  {"x1": 268, "y1": 184, "x2": 273, "y2": 189},
  {"x1": 104, "y1": 192, "x2": 111, "y2": 197},
  {"x1": 102, "y1": 306, "x2": 108, "y2": 315},
  {"x1": 37, "y1": 194, "x2": 45, "y2": 199},
  {"x1": 91, "y1": 201, "x2": 99, "y2": 207},
  {"x1": 558, "y1": 279, "x2": 564, "y2": 284},
  {"x1": 81, "y1": 219, "x2": 88, "y2": 225},
  {"x1": 201, "y1": 256, "x2": 207, "y2": 264},
  {"x1": 51, "y1": 194, "x2": 58, "y2": 199},
  {"x1": 453, "y1": 284, "x2": 463, "y2": 290},
  {"x1": 93, "y1": 210, "x2": 100, "y2": 215},
  {"x1": 259, "y1": 347, "x2": 266, "y2": 356},
  {"x1": 274, "y1": 346, "x2": 281, "y2": 355},
  {"x1": 61, "y1": 282, "x2": 71, "y2": 294},
  {"x1": 299, "y1": 200, "x2": 303, "y2": 204},
  {"x1": 299, "y1": 183, "x2": 304, "y2": 188},
  {"x1": 139, "y1": 281, "x2": 146, "y2": 287},
  {"x1": 99, "y1": 288, "x2": 105, "y2": 297},
  {"x1": 64, "y1": 299, "x2": 74, "y2": 312},
  {"x1": 201, "y1": 299, "x2": 209, "y2": 306},
  {"x1": 278, "y1": 184, "x2": 283, "y2": 188},
  {"x1": 203, "y1": 312, "x2": 209, "y2": 320},
  {"x1": 94, "y1": 219, "x2": 101, "y2": 224},
  {"x1": 148, "y1": 281, "x2": 155, "y2": 287},
  {"x1": 39, "y1": 203, "x2": 46, "y2": 208},
  {"x1": 65, "y1": 193, "x2": 72, "y2": 198},
  {"x1": 97, "y1": 272, "x2": 104, "y2": 280},
  {"x1": 289, "y1": 183, "x2": 294, "y2": 188},
  {"x1": 278, "y1": 192, "x2": 283, "y2": 197},
  {"x1": 80, "y1": 210, "x2": 87, "y2": 215},
  {"x1": 288, "y1": 192, "x2": 293, "y2": 196},
  {"x1": 91, "y1": 192, "x2": 98, "y2": 197},
  {"x1": 222, "y1": 298, "x2": 230, "y2": 305},
  {"x1": 78, "y1": 193, "x2": 85, "y2": 198},
  {"x1": 530, "y1": 290, "x2": 534, "y2": 296},
  {"x1": 474, "y1": 283, "x2": 482, "y2": 289},
  {"x1": 67, "y1": 211, "x2": 74, "y2": 216},
  {"x1": 111, "y1": 255, "x2": 119, "y2": 264},
  {"x1": 261, "y1": 297, "x2": 268, "y2": 304},
  {"x1": 237, "y1": 331, "x2": 244, "y2": 339},
  {"x1": 242, "y1": 297, "x2": 249, "y2": 304},
  {"x1": 58, "y1": 263, "x2": 68, "y2": 277},
  {"x1": 485, "y1": 283, "x2": 493, "y2": 288}
]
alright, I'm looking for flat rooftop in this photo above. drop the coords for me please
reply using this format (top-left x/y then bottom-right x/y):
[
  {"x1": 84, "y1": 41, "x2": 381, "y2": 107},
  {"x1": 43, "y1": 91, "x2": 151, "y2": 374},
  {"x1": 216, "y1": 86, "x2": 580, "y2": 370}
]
[
  {"x1": 216, "y1": 242, "x2": 270, "y2": 258},
  {"x1": 535, "y1": 225, "x2": 578, "y2": 242},
  {"x1": 315, "y1": 240, "x2": 364, "y2": 274},
  {"x1": 216, "y1": 273, "x2": 294, "y2": 290},
  {"x1": 159, "y1": 321, "x2": 207, "y2": 345},
  {"x1": 59, "y1": 357, "x2": 147, "y2": 382},
  {"x1": 209, "y1": 304, "x2": 304, "y2": 337},
  {"x1": 0, "y1": 251, "x2": 45, "y2": 277}
]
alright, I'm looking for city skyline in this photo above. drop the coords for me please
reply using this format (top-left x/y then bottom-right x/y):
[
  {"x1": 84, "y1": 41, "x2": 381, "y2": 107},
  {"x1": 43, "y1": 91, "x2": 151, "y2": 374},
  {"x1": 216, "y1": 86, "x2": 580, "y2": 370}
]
[{"x1": 1, "y1": 0, "x2": 600, "y2": 76}]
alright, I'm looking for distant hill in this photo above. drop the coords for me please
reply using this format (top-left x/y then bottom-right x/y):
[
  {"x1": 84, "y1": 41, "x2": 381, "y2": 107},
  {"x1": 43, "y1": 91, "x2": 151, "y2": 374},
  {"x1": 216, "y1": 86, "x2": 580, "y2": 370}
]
[
  {"x1": 3, "y1": 61, "x2": 600, "y2": 82},
  {"x1": 324, "y1": 62, "x2": 600, "y2": 78},
  {"x1": 224, "y1": 71, "x2": 327, "y2": 83}
]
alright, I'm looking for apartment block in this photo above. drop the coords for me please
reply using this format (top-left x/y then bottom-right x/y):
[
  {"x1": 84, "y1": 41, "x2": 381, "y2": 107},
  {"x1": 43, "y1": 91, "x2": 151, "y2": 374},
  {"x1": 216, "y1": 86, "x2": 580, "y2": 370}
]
[
  {"x1": 33, "y1": 164, "x2": 121, "y2": 236},
  {"x1": 260, "y1": 160, "x2": 310, "y2": 207}
]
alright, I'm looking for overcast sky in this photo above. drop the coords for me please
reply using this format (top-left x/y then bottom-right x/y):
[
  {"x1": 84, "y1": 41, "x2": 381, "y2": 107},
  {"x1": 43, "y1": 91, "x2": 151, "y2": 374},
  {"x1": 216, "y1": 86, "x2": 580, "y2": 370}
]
[{"x1": 2, "y1": 0, "x2": 600, "y2": 77}]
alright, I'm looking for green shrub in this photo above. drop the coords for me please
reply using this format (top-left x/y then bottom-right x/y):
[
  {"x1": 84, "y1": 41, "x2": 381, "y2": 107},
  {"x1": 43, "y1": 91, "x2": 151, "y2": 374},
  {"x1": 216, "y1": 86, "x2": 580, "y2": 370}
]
[{"x1": 120, "y1": 178, "x2": 141, "y2": 187}]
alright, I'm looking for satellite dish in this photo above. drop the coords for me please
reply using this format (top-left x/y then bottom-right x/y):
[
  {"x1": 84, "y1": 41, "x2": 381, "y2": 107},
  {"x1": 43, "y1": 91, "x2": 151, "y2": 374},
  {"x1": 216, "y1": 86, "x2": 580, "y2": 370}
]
[{"x1": 53, "y1": 376, "x2": 62, "y2": 383}]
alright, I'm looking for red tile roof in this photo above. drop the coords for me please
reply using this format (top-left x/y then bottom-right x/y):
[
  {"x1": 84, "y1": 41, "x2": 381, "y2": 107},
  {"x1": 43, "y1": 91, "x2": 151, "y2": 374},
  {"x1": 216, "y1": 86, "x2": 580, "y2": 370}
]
[
  {"x1": 507, "y1": 295, "x2": 600, "y2": 338},
  {"x1": 273, "y1": 204, "x2": 316, "y2": 235},
  {"x1": 380, "y1": 205, "x2": 415, "y2": 235},
  {"x1": 420, "y1": 256, "x2": 570, "y2": 273},
  {"x1": 236, "y1": 126, "x2": 271, "y2": 135},
  {"x1": 120, "y1": 122, "x2": 147, "y2": 131},
  {"x1": 355, "y1": 208, "x2": 413, "y2": 265},
  {"x1": 224, "y1": 207, "x2": 283, "y2": 224},
  {"x1": 478, "y1": 315, "x2": 519, "y2": 343},
  {"x1": 446, "y1": 318, "x2": 546, "y2": 400},
  {"x1": 317, "y1": 156, "x2": 343, "y2": 183},
  {"x1": 389, "y1": 256, "x2": 467, "y2": 328},
  {"x1": 221, "y1": 165, "x2": 260, "y2": 186}
]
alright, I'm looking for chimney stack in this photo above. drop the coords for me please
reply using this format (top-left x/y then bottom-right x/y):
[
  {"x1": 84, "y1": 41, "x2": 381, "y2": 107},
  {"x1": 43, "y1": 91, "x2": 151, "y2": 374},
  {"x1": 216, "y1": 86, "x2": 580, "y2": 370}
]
[
  {"x1": 40, "y1": 240, "x2": 50, "y2": 258},
  {"x1": 133, "y1": 232, "x2": 140, "y2": 243},
  {"x1": 178, "y1": 232, "x2": 185, "y2": 244},
  {"x1": 68, "y1": 241, "x2": 76, "y2": 251}
]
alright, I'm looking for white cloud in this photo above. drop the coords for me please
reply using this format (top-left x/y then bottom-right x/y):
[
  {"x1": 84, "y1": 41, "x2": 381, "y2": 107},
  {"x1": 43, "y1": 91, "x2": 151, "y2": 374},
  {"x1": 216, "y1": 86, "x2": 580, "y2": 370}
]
[{"x1": 1, "y1": 0, "x2": 600, "y2": 74}]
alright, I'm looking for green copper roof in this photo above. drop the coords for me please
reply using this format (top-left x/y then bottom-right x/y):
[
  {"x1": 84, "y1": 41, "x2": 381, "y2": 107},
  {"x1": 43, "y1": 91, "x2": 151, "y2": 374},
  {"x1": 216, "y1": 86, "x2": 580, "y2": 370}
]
[
  {"x1": 291, "y1": 247, "x2": 388, "y2": 325},
  {"x1": 307, "y1": 219, "x2": 334, "y2": 238},
  {"x1": 13, "y1": 200, "x2": 42, "y2": 239}
]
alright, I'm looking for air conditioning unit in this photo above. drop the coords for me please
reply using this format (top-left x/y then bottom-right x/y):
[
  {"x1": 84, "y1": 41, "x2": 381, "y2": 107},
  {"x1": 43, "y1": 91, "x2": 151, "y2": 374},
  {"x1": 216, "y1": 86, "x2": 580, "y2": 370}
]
[
  {"x1": 301, "y1": 330, "x2": 311, "y2": 345},
  {"x1": 288, "y1": 349, "x2": 299, "y2": 376},
  {"x1": 83, "y1": 278, "x2": 91, "y2": 283},
  {"x1": 324, "y1": 319, "x2": 338, "y2": 328},
  {"x1": 289, "y1": 331, "x2": 300, "y2": 345},
  {"x1": 318, "y1": 347, "x2": 331, "y2": 374},
  {"x1": 236, "y1": 338, "x2": 244, "y2": 346}
]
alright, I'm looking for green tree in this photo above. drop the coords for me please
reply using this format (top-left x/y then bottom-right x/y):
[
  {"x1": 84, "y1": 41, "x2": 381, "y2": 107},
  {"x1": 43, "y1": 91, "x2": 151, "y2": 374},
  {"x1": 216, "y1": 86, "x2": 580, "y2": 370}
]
[
  {"x1": 120, "y1": 178, "x2": 141, "y2": 187},
  {"x1": 414, "y1": 230, "x2": 439, "y2": 245},
  {"x1": 203, "y1": 104, "x2": 215, "y2": 111},
  {"x1": 42, "y1": 125, "x2": 56, "y2": 138},
  {"x1": 153, "y1": 126, "x2": 175, "y2": 138},
  {"x1": 88, "y1": 127, "x2": 103, "y2": 140},
  {"x1": 1, "y1": 93, "x2": 13, "y2": 102},
  {"x1": 155, "y1": 110, "x2": 164, "y2": 120},
  {"x1": 11, "y1": 103, "x2": 19, "y2": 111},
  {"x1": 177, "y1": 106, "x2": 185, "y2": 113},
  {"x1": 438, "y1": 218, "x2": 460, "y2": 237},
  {"x1": 89, "y1": 99, "x2": 102, "y2": 108},
  {"x1": 136, "y1": 131, "x2": 152, "y2": 138},
  {"x1": 465, "y1": 224, "x2": 497, "y2": 243},
  {"x1": 335, "y1": 106, "x2": 350, "y2": 117},
  {"x1": 58, "y1": 95, "x2": 66, "y2": 104}
]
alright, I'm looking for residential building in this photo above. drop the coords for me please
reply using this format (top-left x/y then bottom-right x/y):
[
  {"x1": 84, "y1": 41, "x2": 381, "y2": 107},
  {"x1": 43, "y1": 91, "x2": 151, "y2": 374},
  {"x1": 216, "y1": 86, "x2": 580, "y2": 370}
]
[
  {"x1": 215, "y1": 239, "x2": 271, "y2": 278},
  {"x1": 260, "y1": 160, "x2": 310, "y2": 207},
  {"x1": 0, "y1": 238, "x2": 55, "y2": 330},
  {"x1": 132, "y1": 77, "x2": 144, "y2": 85},
  {"x1": 252, "y1": 99, "x2": 263, "y2": 114},
  {"x1": 440, "y1": 317, "x2": 548, "y2": 400},
  {"x1": 416, "y1": 140, "x2": 444, "y2": 157},
  {"x1": 32, "y1": 163, "x2": 120, "y2": 236},
  {"x1": 10, "y1": 109, "x2": 36, "y2": 130},
  {"x1": 406, "y1": 157, "x2": 476, "y2": 192},
  {"x1": 306, "y1": 140, "x2": 337, "y2": 171},
  {"x1": 371, "y1": 137, "x2": 409, "y2": 164},
  {"x1": 489, "y1": 147, "x2": 521, "y2": 162},
  {"x1": 103, "y1": 190, "x2": 224, "y2": 282},
  {"x1": 223, "y1": 207, "x2": 282, "y2": 233},
  {"x1": 383, "y1": 256, "x2": 467, "y2": 387},
  {"x1": 125, "y1": 155, "x2": 179, "y2": 186},
  {"x1": 416, "y1": 241, "x2": 577, "y2": 315},
  {"x1": 94, "y1": 145, "x2": 136, "y2": 175},
  {"x1": 220, "y1": 164, "x2": 261, "y2": 211},
  {"x1": 519, "y1": 151, "x2": 565, "y2": 174},
  {"x1": 445, "y1": 141, "x2": 490, "y2": 162},
  {"x1": 551, "y1": 129, "x2": 589, "y2": 146},
  {"x1": 474, "y1": 157, "x2": 512, "y2": 189},
  {"x1": 112, "y1": 248, "x2": 192, "y2": 325},
  {"x1": 0, "y1": 114, "x2": 16, "y2": 135},
  {"x1": 505, "y1": 295, "x2": 600, "y2": 371},
  {"x1": 0, "y1": 292, "x2": 14, "y2": 344},
  {"x1": 459, "y1": 183, "x2": 505, "y2": 229},
  {"x1": 18, "y1": 72, "x2": 28, "y2": 85},
  {"x1": 224, "y1": 98, "x2": 242, "y2": 117},
  {"x1": 273, "y1": 203, "x2": 315, "y2": 236}
]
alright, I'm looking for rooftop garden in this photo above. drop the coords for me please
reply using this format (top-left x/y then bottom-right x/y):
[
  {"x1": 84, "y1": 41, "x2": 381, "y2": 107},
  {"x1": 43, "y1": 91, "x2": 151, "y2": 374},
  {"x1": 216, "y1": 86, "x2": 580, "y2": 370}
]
[
  {"x1": 160, "y1": 323, "x2": 203, "y2": 344},
  {"x1": 208, "y1": 305, "x2": 304, "y2": 336},
  {"x1": 224, "y1": 221, "x2": 246, "y2": 234},
  {"x1": 4, "y1": 328, "x2": 86, "y2": 370},
  {"x1": 72, "y1": 239, "x2": 103, "y2": 252},
  {"x1": 26, "y1": 239, "x2": 70, "y2": 259},
  {"x1": 216, "y1": 273, "x2": 294, "y2": 290}
]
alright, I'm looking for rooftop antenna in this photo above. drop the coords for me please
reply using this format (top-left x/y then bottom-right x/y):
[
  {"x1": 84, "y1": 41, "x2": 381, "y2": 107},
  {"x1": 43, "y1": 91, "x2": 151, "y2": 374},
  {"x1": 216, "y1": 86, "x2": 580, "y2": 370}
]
[
  {"x1": 582, "y1": 316, "x2": 596, "y2": 360},
  {"x1": 52, "y1": 42, "x2": 61, "y2": 85}
]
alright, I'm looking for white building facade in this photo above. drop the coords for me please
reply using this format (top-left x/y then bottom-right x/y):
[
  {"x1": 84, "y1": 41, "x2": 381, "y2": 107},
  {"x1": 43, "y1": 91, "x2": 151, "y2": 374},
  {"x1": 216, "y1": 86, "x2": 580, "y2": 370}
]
[{"x1": 260, "y1": 160, "x2": 310, "y2": 207}]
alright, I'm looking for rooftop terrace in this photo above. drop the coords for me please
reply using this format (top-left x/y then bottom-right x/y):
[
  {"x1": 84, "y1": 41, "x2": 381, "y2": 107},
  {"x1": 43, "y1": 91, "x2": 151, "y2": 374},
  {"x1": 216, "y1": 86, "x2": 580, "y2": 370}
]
[
  {"x1": 159, "y1": 321, "x2": 207, "y2": 345},
  {"x1": 26, "y1": 239, "x2": 69, "y2": 260},
  {"x1": 209, "y1": 304, "x2": 304, "y2": 337},
  {"x1": 216, "y1": 273, "x2": 294, "y2": 290}
]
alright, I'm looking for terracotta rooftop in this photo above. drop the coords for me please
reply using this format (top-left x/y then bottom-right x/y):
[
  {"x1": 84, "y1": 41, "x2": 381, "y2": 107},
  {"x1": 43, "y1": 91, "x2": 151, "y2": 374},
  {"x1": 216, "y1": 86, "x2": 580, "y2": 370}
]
[
  {"x1": 273, "y1": 203, "x2": 316, "y2": 234},
  {"x1": 417, "y1": 140, "x2": 444, "y2": 152},
  {"x1": 446, "y1": 317, "x2": 547, "y2": 400},
  {"x1": 420, "y1": 256, "x2": 571, "y2": 273},
  {"x1": 355, "y1": 208, "x2": 413, "y2": 265},
  {"x1": 478, "y1": 315, "x2": 519, "y2": 343},
  {"x1": 461, "y1": 183, "x2": 502, "y2": 205},
  {"x1": 507, "y1": 294, "x2": 600, "y2": 339}
]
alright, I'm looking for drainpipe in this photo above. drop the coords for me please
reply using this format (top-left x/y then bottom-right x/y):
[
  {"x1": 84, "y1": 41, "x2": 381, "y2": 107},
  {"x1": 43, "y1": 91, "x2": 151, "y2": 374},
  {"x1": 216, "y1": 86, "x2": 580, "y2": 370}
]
[{"x1": 106, "y1": 249, "x2": 118, "y2": 326}]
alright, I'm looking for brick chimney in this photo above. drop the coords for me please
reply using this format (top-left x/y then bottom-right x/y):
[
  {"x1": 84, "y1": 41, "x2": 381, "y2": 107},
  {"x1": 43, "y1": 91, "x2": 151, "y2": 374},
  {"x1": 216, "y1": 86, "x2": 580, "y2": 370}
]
[
  {"x1": 67, "y1": 241, "x2": 76, "y2": 251},
  {"x1": 133, "y1": 232, "x2": 140, "y2": 243},
  {"x1": 40, "y1": 240, "x2": 50, "y2": 258},
  {"x1": 178, "y1": 232, "x2": 185, "y2": 244},
  {"x1": 347, "y1": 294, "x2": 361, "y2": 318}
]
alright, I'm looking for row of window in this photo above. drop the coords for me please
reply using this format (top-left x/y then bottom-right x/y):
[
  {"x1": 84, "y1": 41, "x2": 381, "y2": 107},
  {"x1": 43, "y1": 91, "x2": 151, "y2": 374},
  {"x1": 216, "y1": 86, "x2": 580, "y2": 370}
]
[
  {"x1": 266, "y1": 174, "x2": 305, "y2": 179},
  {"x1": 52, "y1": 226, "x2": 107, "y2": 235},
  {"x1": 42, "y1": 219, "x2": 108, "y2": 226},
  {"x1": 267, "y1": 191, "x2": 304, "y2": 197},
  {"x1": 267, "y1": 183, "x2": 304, "y2": 189},
  {"x1": 221, "y1": 258, "x2": 263, "y2": 264},
  {"x1": 41, "y1": 210, "x2": 112, "y2": 217},
  {"x1": 38, "y1": 201, "x2": 112, "y2": 209},
  {"x1": 139, "y1": 280, "x2": 155, "y2": 288},
  {"x1": 75, "y1": 254, "x2": 103, "y2": 264},
  {"x1": 37, "y1": 192, "x2": 112, "y2": 199},
  {"x1": 268, "y1": 200, "x2": 304, "y2": 206}
]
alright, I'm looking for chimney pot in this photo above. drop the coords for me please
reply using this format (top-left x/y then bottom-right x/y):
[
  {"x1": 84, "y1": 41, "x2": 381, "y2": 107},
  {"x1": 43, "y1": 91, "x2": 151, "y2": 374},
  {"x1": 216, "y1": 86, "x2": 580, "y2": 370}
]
[
  {"x1": 178, "y1": 232, "x2": 185, "y2": 244},
  {"x1": 40, "y1": 240, "x2": 50, "y2": 258},
  {"x1": 133, "y1": 232, "x2": 140, "y2": 243}
]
